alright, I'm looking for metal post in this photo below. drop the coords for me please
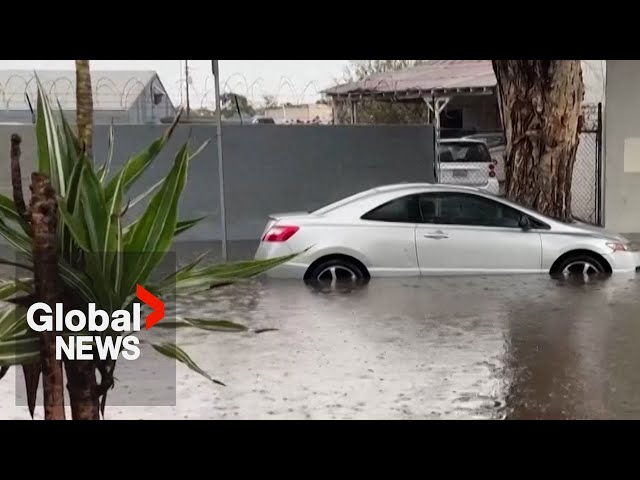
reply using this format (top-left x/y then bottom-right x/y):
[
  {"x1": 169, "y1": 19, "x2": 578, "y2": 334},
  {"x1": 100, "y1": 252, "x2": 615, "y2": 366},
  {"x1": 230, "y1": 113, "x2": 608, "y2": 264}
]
[
  {"x1": 185, "y1": 60, "x2": 191, "y2": 117},
  {"x1": 596, "y1": 102, "x2": 603, "y2": 226},
  {"x1": 212, "y1": 60, "x2": 228, "y2": 262},
  {"x1": 423, "y1": 95, "x2": 451, "y2": 183}
]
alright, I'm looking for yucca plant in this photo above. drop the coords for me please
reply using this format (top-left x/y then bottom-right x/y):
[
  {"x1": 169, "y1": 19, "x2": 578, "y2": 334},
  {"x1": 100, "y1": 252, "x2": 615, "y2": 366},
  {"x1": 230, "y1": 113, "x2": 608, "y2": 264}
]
[{"x1": 0, "y1": 78, "x2": 293, "y2": 420}]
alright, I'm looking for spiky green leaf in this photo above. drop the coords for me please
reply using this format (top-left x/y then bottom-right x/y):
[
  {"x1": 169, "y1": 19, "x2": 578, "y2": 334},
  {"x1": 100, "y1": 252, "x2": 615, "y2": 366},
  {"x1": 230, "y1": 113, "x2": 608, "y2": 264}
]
[
  {"x1": 175, "y1": 217, "x2": 206, "y2": 237},
  {"x1": 150, "y1": 342, "x2": 224, "y2": 385},
  {"x1": 99, "y1": 122, "x2": 115, "y2": 183},
  {"x1": 104, "y1": 109, "x2": 183, "y2": 200},
  {"x1": 122, "y1": 142, "x2": 191, "y2": 295},
  {"x1": 0, "y1": 279, "x2": 32, "y2": 301},
  {"x1": 0, "y1": 335, "x2": 40, "y2": 366},
  {"x1": 154, "y1": 318, "x2": 248, "y2": 332},
  {"x1": 35, "y1": 76, "x2": 69, "y2": 196}
]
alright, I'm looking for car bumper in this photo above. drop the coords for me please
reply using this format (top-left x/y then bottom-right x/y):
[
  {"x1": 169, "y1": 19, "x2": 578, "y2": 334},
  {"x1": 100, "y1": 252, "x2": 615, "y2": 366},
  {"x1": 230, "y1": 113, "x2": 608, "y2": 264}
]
[
  {"x1": 254, "y1": 242, "x2": 308, "y2": 279},
  {"x1": 605, "y1": 250, "x2": 640, "y2": 273}
]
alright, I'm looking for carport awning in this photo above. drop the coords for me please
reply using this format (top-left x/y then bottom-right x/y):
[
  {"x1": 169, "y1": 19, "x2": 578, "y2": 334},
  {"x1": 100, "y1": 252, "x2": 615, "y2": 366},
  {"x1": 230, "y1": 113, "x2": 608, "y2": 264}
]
[{"x1": 322, "y1": 60, "x2": 497, "y2": 102}]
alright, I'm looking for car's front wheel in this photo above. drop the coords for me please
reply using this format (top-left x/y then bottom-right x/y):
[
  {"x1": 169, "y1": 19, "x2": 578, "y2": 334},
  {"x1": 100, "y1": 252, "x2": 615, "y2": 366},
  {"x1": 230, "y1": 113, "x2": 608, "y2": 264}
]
[{"x1": 553, "y1": 254, "x2": 608, "y2": 276}]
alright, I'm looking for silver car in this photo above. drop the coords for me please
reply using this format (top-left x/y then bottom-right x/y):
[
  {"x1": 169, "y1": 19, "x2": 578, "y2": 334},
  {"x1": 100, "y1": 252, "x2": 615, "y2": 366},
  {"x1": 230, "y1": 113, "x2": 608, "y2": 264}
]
[
  {"x1": 255, "y1": 183, "x2": 640, "y2": 282},
  {"x1": 438, "y1": 139, "x2": 500, "y2": 195}
]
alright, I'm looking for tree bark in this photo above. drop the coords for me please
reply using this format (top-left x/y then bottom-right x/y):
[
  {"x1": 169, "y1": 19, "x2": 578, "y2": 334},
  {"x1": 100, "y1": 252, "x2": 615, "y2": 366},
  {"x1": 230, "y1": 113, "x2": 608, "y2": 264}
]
[
  {"x1": 492, "y1": 60, "x2": 584, "y2": 221},
  {"x1": 10, "y1": 134, "x2": 41, "y2": 419},
  {"x1": 75, "y1": 60, "x2": 93, "y2": 158},
  {"x1": 29, "y1": 172, "x2": 66, "y2": 420},
  {"x1": 66, "y1": 59, "x2": 100, "y2": 420},
  {"x1": 64, "y1": 358, "x2": 100, "y2": 420}
]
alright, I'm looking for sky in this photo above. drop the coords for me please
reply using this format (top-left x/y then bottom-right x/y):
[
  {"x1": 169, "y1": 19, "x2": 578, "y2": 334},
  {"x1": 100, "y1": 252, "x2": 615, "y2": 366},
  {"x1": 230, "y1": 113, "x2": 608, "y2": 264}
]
[{"x1": 0, "y1": 60, "x2": 351, "y2": 108}]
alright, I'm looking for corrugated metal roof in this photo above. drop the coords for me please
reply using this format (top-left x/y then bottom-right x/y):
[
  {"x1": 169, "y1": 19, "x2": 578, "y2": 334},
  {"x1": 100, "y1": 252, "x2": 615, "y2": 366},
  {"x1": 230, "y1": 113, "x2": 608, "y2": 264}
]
[
  {"x1": 0, "y1": 70, "x2": 164, "y2": 111},
  {"x1": 323, "y1": 60, "x2": 497, "y2": 97}
]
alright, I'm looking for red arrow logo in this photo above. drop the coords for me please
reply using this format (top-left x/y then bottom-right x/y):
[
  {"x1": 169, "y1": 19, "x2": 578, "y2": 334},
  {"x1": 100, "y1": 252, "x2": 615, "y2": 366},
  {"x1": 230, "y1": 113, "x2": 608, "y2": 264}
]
[{"x1": 136, "y1": 284, "x2": 165, "y2": 330}]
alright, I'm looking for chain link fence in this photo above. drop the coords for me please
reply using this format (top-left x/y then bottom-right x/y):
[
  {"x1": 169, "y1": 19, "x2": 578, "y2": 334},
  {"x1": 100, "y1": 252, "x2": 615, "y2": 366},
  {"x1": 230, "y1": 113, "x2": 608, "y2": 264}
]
[
  {"x1": 437, "y1": 103, "x2": 603, "y2": 225},
  {"x1": 572, "y1": 130, "x2": 600, "y2": 224}
]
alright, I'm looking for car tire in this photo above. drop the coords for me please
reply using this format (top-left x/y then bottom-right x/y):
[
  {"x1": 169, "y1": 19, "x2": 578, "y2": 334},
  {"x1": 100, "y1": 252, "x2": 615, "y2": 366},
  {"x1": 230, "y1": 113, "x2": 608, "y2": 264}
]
[
  {"x1": 306, "y1": 258, "x2": 366, "y2": 284},
  {"x1": 553, "y1": 254, "x2": 607, "y2": 276}
]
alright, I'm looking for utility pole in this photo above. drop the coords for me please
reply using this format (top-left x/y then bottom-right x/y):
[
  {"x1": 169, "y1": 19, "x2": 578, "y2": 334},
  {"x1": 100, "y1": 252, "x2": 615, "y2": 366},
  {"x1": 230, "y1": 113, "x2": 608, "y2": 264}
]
[
  {"x1": 212, "y1": 60, "x2": 228, "y2": 262},
  {"x1": 185, "y1": 60, "x2": 191, "y2": 116}
]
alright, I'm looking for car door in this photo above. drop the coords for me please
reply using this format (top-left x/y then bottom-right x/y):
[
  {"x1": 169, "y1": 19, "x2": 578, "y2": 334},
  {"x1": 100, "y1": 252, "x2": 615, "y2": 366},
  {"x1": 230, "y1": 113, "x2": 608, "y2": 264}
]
[
  {"x1": 415, "y1": 192, "x2": 543, "y2": 274},
  {"x1": 357, "y1": 194, "x2": 422, "y2": 276}
]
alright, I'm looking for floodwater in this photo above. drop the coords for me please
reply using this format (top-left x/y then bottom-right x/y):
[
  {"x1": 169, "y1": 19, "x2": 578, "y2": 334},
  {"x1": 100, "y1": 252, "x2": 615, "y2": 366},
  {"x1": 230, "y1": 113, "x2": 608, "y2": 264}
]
[{"x1": 2, "y1": 272, "x2": 640, "y2": 420}]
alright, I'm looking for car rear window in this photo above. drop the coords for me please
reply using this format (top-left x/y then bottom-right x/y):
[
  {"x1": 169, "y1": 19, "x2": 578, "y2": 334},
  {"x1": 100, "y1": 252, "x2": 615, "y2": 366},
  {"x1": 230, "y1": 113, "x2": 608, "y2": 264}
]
[{"x1": 439, "y1": 143, "x2": 492, "y2": 163}]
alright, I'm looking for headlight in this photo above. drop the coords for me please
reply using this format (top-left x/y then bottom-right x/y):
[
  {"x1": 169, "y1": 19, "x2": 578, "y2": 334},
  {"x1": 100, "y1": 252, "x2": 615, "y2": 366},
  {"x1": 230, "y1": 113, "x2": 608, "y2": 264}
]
[{"x1": 606, "y1": 242, "x2": 631, "y2": 252}]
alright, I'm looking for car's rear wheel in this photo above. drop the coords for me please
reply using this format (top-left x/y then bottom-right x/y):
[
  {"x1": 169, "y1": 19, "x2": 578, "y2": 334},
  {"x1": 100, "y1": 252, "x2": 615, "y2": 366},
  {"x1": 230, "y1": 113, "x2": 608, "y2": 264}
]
[
  {"x1": 306, "y1": 258, "x2": 366, "y2": 285},
  {"x1": 554, "y1": 254, "x2": 607, "y2": 277}
]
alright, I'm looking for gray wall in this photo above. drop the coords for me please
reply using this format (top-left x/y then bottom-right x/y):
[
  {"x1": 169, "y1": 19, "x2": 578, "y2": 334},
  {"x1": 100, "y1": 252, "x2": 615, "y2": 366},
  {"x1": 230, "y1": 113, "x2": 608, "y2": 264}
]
[
  {"x1": 0, "y1": 123, "x2": 434, "y2": 245},
  {"x1": 604, "y1": 61, "x2": 640, "y2": 232}
]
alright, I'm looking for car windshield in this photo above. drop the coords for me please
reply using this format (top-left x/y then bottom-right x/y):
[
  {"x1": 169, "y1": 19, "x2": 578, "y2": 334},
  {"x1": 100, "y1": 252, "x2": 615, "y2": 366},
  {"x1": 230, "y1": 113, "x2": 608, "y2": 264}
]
[
  {"x1": 439, "y1": 143, "x2": 492, "y2": 163},
  {"x1": 465, "y1": 134, "x2": 505, "y2": 148}
]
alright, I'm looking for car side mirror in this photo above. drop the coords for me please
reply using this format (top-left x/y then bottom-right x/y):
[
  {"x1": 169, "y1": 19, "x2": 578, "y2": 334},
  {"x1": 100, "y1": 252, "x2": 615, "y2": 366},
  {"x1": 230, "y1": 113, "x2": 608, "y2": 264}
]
[{"x1": 519, "y1": 215, "x2": 531, "y2": 230}]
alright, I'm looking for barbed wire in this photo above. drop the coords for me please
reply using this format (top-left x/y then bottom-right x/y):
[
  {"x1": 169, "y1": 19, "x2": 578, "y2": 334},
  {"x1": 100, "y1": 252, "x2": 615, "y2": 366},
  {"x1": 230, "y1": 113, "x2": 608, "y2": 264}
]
[
  {"x1": 0, "y1": 61, "x2": 606, "y2": 111},
  {"x1": 0, "y1": 72, "x2": 331, "y2": 112}
]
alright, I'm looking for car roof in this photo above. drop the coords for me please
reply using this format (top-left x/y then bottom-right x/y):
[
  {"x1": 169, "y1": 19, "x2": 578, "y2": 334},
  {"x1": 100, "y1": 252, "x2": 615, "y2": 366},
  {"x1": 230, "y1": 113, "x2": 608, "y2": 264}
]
[{"x1": 312, "y1": 182, "x2": 496, "y2": 215}]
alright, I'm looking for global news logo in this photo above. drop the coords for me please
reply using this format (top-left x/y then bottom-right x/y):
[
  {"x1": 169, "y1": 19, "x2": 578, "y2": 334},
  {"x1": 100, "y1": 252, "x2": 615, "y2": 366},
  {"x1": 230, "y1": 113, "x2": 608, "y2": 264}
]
[{"x1": 26, "y1": 284, "x2": 164, "y2": 361}]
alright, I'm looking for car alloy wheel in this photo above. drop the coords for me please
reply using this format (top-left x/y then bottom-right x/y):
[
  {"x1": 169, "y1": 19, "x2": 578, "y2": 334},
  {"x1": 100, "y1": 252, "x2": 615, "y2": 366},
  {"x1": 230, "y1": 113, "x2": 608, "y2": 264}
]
[
  {"x1": 561, "y1": 259, "x2": 604, "y2": 276},
  {"x1": 316, "y1": 265, "x2": 358, "y2": 284}
]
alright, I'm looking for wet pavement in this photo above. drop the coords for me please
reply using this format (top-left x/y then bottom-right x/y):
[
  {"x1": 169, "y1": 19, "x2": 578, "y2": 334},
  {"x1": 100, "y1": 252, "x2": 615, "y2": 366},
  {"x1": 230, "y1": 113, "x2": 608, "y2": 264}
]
[{"x1": 2, "y1": 271, "x2": 640, "y2": 420}]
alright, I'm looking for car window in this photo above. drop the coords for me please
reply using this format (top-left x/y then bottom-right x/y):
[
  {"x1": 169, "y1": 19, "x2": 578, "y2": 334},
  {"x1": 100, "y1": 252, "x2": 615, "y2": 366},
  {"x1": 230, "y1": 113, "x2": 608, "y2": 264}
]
[
  {"x1": 361, "y1": 195, "x2": 420, "y2": 223},
  {"x1": 419, "y1": 193, "x2": 523, "y2": 228},
  {"x1": 419, "y1": 195, "x2": 439, "y2": 224},
  {"x1": 465, "y1": 135, "x2": 505, "y2": 149},
  {"x1": 439, "y1": 143, "x2": 492, "y2": 163}
]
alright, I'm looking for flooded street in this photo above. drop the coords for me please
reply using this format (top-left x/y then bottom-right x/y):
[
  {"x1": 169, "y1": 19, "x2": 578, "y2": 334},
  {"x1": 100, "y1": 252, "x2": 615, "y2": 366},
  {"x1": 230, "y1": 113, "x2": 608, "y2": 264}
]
[{"x1": 2, "y1": 272, "x2": 640, "y2": 420}]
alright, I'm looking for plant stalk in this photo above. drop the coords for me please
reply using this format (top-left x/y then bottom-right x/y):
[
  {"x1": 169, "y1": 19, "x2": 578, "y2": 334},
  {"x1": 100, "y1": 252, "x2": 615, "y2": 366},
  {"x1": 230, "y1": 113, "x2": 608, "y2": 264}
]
[{"x1": 29, "y1": 172, "x2": 66, "y2": 420}]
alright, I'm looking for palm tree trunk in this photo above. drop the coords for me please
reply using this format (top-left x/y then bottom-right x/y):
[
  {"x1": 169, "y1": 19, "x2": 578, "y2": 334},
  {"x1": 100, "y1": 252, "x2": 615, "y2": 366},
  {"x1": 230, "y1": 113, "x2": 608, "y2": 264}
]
[
  {"x1": 75, "y1": 60, "x2": 93, "y2": 157},
  {"x1": 492, "y1": 60, "x2": 584, "y2": 221},
  {"x1": 29, "y1": 172, "x2": 66, "y2": 420},
  {"x1": 10, "y1": 134, "x2": 44, "y2": 419},
  {"x1": 62, "y1": 60, "x2": 101, "y2": 420}
]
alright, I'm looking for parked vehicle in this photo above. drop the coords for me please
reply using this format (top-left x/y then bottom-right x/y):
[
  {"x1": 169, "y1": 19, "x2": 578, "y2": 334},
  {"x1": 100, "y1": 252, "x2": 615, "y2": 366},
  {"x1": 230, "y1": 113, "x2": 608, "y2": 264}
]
[
  {"x1": 462, "y1": 133, "x2": 506, "y2": 182},
  {"x1": 438, "y1": 139, "x2": 500, "y2": 194},
  {"x1": 254, "y1": 183, "x2": 639, "y2": 283}
]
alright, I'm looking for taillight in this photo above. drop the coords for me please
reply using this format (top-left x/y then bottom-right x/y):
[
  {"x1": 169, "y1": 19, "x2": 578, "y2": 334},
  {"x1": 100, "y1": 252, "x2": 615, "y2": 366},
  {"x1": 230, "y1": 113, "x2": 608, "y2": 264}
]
[
  {"x1": 488, "y1": 163, "x2": 496, "y2": 177},
  {"x1": 262, "y1": 225, "x2": 299, "y2": 242}
]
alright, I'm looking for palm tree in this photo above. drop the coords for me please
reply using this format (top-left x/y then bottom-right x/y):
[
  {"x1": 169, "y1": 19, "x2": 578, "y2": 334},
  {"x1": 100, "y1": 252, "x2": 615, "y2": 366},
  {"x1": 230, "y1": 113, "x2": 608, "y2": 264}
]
[
  {"x1": 0, "y1": 69, "x2": 294, "y2": 420},
  {"x1": 75, "y1": 60, "x2": 93, "y2": 157}
]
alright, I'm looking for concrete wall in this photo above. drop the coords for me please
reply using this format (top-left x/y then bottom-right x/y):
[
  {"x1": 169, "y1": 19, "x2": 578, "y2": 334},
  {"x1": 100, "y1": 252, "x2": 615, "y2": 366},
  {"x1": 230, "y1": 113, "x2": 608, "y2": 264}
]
[
  {"x1": 0, "y1": 123, "x2": 435, "y2": 244},
  {"x1": 604, "y1": 61, "x2": 640, "y2": 232}
]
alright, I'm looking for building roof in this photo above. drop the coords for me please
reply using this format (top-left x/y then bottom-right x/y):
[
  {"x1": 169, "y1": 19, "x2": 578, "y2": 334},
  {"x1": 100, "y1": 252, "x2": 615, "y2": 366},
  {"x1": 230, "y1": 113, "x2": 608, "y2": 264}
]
[
  {"x1": 323, "y1": 60, "x2": 497, "y2": 100},
  {"x1": 0, "y1": 70, "x2": 169, "y2": 111}
]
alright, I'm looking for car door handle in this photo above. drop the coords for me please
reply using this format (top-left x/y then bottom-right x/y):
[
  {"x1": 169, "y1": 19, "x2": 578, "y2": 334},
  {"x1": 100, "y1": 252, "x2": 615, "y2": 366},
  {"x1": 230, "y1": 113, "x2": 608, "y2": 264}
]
[{"x1": 423, "y1": 231, "x2": 449, "y2": 239}]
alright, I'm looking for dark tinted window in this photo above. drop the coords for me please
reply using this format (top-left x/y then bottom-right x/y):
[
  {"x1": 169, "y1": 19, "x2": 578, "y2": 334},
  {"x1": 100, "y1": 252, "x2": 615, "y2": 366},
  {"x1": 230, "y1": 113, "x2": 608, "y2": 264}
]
[
  {"x1": 438, "y1": 143, "x2": 492, "y2": 163},
  {"x1": 361, "y1": 195, "x2": 420, "y2": 223},
  {"x1": 419, "y1": 193, "x2": 523, "y2": 228},
  {"x1": 465, "y1": 134, "x2": 506, "y2": 149},
  {"x1": 419, "y1": 195, "x2": 439, "y2": 224}
]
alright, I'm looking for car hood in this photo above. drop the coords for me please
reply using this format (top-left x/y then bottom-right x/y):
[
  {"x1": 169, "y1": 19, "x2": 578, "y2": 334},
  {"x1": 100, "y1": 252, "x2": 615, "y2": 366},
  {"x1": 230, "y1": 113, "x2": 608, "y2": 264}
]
[{"x1": 568, "y1": 221, "x2": 629, "y2": 242}]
